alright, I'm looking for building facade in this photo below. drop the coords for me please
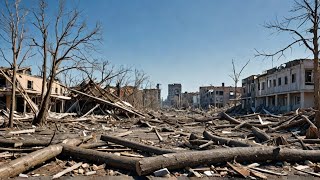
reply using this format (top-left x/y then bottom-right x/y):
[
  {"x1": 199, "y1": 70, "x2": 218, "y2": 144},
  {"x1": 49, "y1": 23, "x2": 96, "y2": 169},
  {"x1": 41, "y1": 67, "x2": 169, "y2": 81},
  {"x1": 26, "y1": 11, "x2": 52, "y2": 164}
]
[
  {"x1": 242, "y1": 59, "x2": 315, "y2": 112},
  {"x1": 167, "y1": 83, "x2": 182, "y2": 108},
  {"x1": 0, "y1": 67, "x2": 69, "y2": 114},
  {"x1": 143, "y1": 85, "x2": 161, "y2": 109},
  {"x1": 241, "y1": 75, "x2": 257, "y2": 110},
  {"x1": 199, "y1": 83, "x2": 241, "y2": 109},
  {"x1": 181, "y1": 91, "x2": 199, "y2": 108}
]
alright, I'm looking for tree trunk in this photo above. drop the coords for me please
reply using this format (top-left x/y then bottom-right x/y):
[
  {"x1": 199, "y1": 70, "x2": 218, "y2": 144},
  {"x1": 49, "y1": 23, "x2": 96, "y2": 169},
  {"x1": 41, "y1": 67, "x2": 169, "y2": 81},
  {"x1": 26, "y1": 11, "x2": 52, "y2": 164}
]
[
  {"x1": 0, "y1": 144, "x2": 62, "y2": 178},
  {"x1": 234, "y1": 84, "x2": 237, "y2": 107},
  {"x1": 136, "y1": 146, "x2": 320, "y2": 175},
  {"x1": 100, "y1": 134, "x2": 177, "y2": 155},
  {"x1": 9, "y1": 60, "x2": 17, "y2": 128},
  {"x1": 220, "y1": 112, "x2": 241, "y2": 124},
  {"x1": 251, "y1": 126, "x2": 271, "y2": 142},
  {"x1": 203, "y1": 130, "x2": 254, "y2": 147},
  {"x1": 40, "y1": 39, "x2": 47, "y2": 99},
  {"x1": 62, "y1": 145, "x2": 138, "y2": 171},
  {"x1": 0, "y1": 138, "x2": 83, "y2": 178},
  {"x1": 313, "y1": 0, "x2": 320, "y2": 128},
  {"x1": 33, "y1": 65, "x2": 56, "y2": 125}
]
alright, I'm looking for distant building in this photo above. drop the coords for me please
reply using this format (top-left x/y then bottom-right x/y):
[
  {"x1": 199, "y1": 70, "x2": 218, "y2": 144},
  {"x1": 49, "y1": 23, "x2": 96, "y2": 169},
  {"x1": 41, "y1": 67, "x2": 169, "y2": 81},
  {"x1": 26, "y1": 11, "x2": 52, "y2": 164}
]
[
  {"x1": 143, "y1": 84, "x2": 161, "y2": 109},
  {"x1": 192, "y1": 94, "x2": 200, "y2": 108},
  {"x1": 241, "y1": 75, "x2": 257, "y2": 110},
  {"x1": 244, "y1": 59, "x2": 315, "y2": 112},
  {"x1": 167, "y1": 83, "x2": 182, "y2": 108},
  {"x1": 199, "y1": 83, "x2": 242, "y2": 109},
  {"x1": 181, "y1": 91, "x2": 199, "y2": 108},
  {"x1": 105, "y1": 84, "x2": 161, "y2": 110}
]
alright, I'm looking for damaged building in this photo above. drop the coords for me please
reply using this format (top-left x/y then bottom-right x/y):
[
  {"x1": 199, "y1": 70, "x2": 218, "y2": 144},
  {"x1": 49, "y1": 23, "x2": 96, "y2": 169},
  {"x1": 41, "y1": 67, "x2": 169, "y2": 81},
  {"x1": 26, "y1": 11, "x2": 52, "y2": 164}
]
[
  {"x1": 181, "y1": 91, "x2": 200, "y2": 108},
  {"x1": 142, "y1": 84, "x2": 161, "y2": 109},
  {"x1": 167, "y1": 83, "x2": 182, "y2": 108},
  {"x1": 242, "y1": 59, "x2": 315, "y2": 112},
  {"x1": 0, "y1": 67, "x2": 70, "y2": 114},
  {"x1": 199, "y1": 83, "x2": 241, "y2": 109}
]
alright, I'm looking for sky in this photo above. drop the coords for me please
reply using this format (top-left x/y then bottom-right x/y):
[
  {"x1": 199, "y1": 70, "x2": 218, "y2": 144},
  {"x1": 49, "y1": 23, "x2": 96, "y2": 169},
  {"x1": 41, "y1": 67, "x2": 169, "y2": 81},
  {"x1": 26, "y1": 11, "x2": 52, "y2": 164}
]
[{"x1": 2, "y1": 0, "x2": 313, "y2": 99}]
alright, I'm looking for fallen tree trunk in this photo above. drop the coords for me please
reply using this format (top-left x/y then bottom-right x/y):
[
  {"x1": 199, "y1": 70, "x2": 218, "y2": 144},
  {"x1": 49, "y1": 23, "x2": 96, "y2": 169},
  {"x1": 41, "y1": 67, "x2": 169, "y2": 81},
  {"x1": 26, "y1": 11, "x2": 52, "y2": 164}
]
[
  {"x1": 136, "y1": 146, "x2": 320, "y2": 175},
  {"x1": 62, "y1": 145, "x2": 139, "y2": 171},
  {"x1": 268, "y1": 118, "x2": 306, "y2": 132},
  {"x1": 0, "y1": 138, "x2": 49, "y2": 147},
  {"x1": 0, "y1": 144, "x2": 62, "y2": 178},
  {"x1": 220, "y1": 112, "x2": 241, "y2": 124},
  {"x1": 288, "y1": 139, "x2": 320, "y2": 144},
  {"x1": 251, "y1": 126, "x2": 271, "y2": 142},
  {"x1": 100, "y1": 134, "x2": 176, "y2": 155},
  {"x1": 79, "y1": 141, "x2": 108, "y2": 149},
  {"x1": 203, "y1": 131, "x2": 254, "y2": 147},
  {"x1": 0, "y1": 138, "x2": 84, "y2": 178}
]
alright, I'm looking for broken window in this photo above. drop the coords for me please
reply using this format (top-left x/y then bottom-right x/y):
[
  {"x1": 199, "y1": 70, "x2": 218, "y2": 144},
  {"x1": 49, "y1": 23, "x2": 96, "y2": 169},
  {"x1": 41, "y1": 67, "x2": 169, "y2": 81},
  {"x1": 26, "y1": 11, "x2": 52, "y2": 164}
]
[
  {"x1": 278, "y1": 77, "x2": 281, "y2": 86},
  {"x1": 295, "y1": 96, "x2": 300, "y2": 105},
  {"x1": 305, "y1": 70, "x2": 313, "y2": 85},
  {"x1": 273, "y1": 79, "x2": 276, "y2": 87},
  {"x1": 258, "y1": 83, "x2": 260, "y2": 90},
  {"x1": 219, "y1": 91, "x2": 223, "y2": 95},
  {"x1": 284, "y1": 76, "x2": 288, "y2": 85},
  {"x1": 0, "y1": 78, "x2": 5, "y2": 87},
  {"x1": 292, "y1": 73, "x2": 296, "y2": 83},
  {"x1": 27, "y1": 80, "x2": 33, "y2": 89},
  {"x1": 55, "y1": 88, "x2": 58, "y2": 93},
  {"x1": 262, "y1": 82, "x2": 265, "y2": 90}
]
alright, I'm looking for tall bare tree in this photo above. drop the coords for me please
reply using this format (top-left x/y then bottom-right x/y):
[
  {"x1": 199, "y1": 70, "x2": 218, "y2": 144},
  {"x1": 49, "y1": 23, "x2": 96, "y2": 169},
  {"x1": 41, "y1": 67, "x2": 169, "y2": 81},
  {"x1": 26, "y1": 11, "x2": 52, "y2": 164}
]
[
  {"x1": 255, "y1": 0, "x2": 320, "y2": 127},
  {"x1": 32, "y1": 0, "x2": 48, "y2": 100},
  {"x1": 0, "y1": 0, "x2": 31, "y2": 127},
  {"x1": 32, "y1": 0, "x2": 102, "y2": 125},
  {"x1": 229, "y1": 59, "x2": 250, "y2": 107}
]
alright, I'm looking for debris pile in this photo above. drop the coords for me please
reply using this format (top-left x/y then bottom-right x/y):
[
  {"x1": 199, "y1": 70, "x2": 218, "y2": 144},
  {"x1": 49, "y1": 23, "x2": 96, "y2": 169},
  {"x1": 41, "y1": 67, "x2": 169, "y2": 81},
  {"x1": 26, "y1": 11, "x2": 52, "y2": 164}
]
[{"x1": 1, "y1": 107, "x2": 320, "y2": 178}]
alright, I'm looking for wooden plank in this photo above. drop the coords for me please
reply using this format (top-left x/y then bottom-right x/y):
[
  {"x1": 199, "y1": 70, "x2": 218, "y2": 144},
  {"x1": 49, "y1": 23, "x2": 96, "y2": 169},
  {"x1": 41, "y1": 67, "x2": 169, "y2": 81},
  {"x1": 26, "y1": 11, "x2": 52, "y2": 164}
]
[{"x1": 52, "y1": 162, "x2": 83, "y2": 179}]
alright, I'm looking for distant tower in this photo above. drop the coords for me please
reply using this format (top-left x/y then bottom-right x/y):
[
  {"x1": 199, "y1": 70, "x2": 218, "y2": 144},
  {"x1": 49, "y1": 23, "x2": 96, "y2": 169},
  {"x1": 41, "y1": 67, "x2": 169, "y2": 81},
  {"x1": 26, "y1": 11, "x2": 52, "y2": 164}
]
[{"x1": 168, "y1": 83, "x2": 182, "y2": 108}]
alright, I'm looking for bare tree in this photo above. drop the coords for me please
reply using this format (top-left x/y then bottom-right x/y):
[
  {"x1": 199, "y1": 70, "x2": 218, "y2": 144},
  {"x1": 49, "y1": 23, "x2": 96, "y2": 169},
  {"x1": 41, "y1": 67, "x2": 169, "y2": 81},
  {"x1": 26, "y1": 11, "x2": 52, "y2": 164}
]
[
  {"x1": 32, "y1": 0, "x2": 102, "y2": 125},
  {"x1": 229, "y1": 59, "x2": 250, "y2": 107},
  {"x1": 32, "y1": 0, "x2": 48, "y2": 100},
  {"x1": 255, "y1": 0, "x2": 320, "y2": 127},
  {"x1": 0, "y1": 0, "x2": 32, "y2": 127},
  {"x1": 115, "y1": 66, "x2": 131, "y2": 97}
]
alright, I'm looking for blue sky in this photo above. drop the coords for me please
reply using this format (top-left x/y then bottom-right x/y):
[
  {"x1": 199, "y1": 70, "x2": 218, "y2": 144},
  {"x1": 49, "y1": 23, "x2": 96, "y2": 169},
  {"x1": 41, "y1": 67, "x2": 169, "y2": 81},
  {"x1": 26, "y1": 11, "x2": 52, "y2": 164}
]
[{"x1": 2, "y1": 0, "x2": 313, "y2": 99}]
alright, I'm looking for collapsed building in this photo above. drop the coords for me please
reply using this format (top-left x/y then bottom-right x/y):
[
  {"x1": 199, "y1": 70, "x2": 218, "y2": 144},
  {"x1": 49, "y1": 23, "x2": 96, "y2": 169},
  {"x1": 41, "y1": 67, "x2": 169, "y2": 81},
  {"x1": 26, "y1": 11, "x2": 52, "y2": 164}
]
[
  {"x1": 181, "y1": 91, "x2": 200, "y2": 108},
  {"x1": 199, "y1": 83, "x2": 242, "y2": 109},
  {"x1": 66, "y1": 80, "x2": 161, "y2": 117},
  {"x1": 0, "y1": 67, "x2": 69, "y2": 114},
  {"x1": 242, "y1": 59, "x2": 314, "y2": 112}
]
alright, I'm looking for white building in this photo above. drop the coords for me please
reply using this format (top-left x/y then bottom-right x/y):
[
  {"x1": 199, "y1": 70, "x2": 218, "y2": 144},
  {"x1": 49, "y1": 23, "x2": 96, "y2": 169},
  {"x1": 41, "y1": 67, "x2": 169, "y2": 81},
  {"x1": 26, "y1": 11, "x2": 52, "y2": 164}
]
[{"x1": 243, "y1": 59, "x2": 314, "y2": 112}]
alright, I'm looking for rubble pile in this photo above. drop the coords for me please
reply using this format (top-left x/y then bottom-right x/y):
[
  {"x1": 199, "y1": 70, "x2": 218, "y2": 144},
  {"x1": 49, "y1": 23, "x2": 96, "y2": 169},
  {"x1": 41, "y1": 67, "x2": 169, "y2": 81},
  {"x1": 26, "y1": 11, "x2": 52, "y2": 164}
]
[{"x1": 0, "y1": 107, "x2": 320, "y2": 179}]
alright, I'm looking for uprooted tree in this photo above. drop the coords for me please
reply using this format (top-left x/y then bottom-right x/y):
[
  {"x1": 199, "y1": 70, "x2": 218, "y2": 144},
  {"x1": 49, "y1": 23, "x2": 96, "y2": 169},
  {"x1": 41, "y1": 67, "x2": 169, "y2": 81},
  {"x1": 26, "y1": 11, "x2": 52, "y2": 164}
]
[
  {"x1": 32, "y1": 0, "x2": 102, "y2": 125},
  {"x1": 0, "y1": 0, "x2": 32, "y2": 127},
  {"x1": 256, "y1": 0, "x2": 320, "y2": 128}
]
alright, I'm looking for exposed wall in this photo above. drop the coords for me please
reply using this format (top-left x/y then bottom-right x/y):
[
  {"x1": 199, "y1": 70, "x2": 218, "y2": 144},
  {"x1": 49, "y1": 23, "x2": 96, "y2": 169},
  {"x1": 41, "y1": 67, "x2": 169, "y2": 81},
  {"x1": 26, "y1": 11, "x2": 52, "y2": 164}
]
[
  {"x1": 14, "y1": 73, "x2": 66, "y2": 96},
  {"x1": 143, "y1": 89, "x2": 161, "y2": 109},
  {"x1": 304, "y1": 92, "x2": 314, "y2": 109}
]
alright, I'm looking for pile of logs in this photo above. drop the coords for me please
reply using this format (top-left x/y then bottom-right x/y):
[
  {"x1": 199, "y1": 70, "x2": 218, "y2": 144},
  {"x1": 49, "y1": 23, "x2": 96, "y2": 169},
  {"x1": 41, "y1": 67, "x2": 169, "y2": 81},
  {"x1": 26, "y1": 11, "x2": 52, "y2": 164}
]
[{"x1": 1, "y1": 108, "x2": 320, "y2": 178}]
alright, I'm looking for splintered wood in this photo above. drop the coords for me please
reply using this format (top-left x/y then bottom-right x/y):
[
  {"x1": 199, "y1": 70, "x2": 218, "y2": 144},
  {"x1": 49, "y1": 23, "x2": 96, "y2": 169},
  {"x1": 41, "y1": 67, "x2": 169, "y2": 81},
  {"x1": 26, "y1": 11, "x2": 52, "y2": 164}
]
[{"x1": 1, "y1": 107, "x2": 320, "y2": 178}]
